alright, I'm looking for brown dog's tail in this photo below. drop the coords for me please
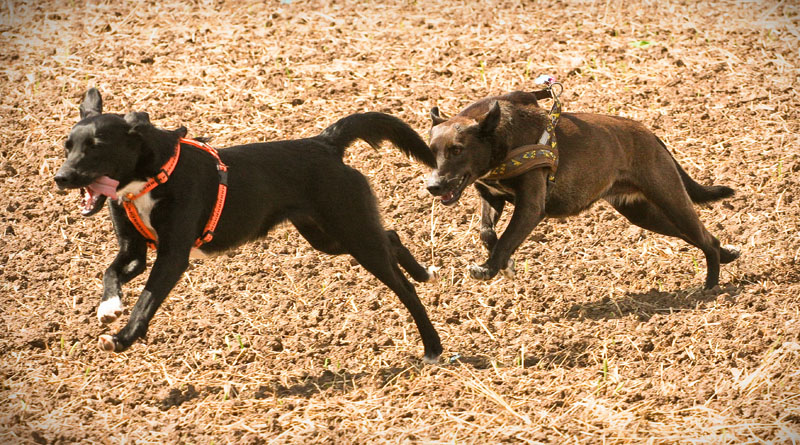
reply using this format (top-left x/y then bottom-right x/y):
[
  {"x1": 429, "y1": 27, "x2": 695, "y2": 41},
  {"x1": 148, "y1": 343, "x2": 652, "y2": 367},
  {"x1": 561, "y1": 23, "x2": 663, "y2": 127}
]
[
  {"x1": 317, "y1": 112, "x2": 436, "y2": 168},
  {"x1": 657, "y1": 137, "x2": 735, "y2": 204}
]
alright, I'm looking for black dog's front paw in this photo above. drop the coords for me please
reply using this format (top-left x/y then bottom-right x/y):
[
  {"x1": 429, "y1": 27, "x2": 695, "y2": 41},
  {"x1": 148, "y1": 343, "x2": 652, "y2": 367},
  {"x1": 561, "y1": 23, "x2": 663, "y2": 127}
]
[
  {"x1": 98, "y1": 334, "x2": 120, "y2": 352},
  {"x1": 468, "y1": 264, "x2": 497, "y2": 280}
]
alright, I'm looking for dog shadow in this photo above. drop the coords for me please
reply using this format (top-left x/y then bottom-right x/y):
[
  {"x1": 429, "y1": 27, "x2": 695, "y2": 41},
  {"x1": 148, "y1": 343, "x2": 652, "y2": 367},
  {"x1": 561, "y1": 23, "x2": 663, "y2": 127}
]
[
  {"x1": 564, "y1": 283, "x2": 743, "y2": 322},
  {"x1": 253, "y1": 365, "x2": 418, "y2": 399}
]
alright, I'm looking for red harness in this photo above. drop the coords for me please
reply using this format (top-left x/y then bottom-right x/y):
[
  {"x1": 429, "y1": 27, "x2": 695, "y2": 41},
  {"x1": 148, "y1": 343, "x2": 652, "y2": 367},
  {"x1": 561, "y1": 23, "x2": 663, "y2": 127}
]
[{"x1": 121, "y1": 138, "x2": 228, "y2": 250}]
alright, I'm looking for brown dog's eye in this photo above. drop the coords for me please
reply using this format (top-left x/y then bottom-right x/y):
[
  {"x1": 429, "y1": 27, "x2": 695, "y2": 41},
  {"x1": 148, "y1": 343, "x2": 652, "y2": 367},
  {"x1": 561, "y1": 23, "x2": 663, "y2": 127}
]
[{"x1": 450, "y1": 145, "x2": 462, "y2": 156}]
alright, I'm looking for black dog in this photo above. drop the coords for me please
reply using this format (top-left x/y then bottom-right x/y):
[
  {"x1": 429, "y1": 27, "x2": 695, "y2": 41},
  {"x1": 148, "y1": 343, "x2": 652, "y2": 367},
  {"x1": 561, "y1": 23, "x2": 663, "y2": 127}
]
[
  {"x1": 55, "y1": 88, "x2": 442, "y2": 362},
  {"x1": 425, "y1": 90, "x2": 739, "y2": 289}
]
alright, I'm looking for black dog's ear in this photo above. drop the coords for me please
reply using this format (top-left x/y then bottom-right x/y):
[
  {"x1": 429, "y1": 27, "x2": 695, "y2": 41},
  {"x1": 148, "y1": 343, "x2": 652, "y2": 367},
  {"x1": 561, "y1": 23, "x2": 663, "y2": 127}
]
[
  {"x1": 79, "y1": 88, "x2": 103, "y2": 120},
  {"x1": 479, "y1": 101, "x2": 501, "y2": 135},
  {"x1": 172, "y1": 126, "x2": 188, "y2": 139},
  {"x1": 124, "y1": 111, "x2": 151, "y2": 127},
  {"x1": 124, "y1": 112, "x2": 153, "y2": 137},
  {"x1": 430, "y1": 107, "x2": 448, "y2": 126}
]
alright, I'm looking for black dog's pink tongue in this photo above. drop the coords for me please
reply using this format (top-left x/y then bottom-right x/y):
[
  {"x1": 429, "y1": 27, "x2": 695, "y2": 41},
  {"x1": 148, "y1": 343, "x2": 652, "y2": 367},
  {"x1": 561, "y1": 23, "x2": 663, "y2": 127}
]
[{"x1": 86, "y1": 176, "x2": 119, "y2": 199}]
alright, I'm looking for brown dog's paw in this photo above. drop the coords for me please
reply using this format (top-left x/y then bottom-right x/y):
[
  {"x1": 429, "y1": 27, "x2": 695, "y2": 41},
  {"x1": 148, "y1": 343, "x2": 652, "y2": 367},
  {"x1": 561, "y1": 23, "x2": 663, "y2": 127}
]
[
  {"x1": 468, "y1": 264, "x2": 494, "y2": 280},
  {"x1": 97, "y1": 296, "x2": 123, "y2": 324},
  {"x1": 98, "y1": 335, "x2": 117, "y2": 352},
  {"x1": 720, "y1": 245, "x2": 741, "y2": 264},
  {"x1": 500, "y1": 259, "x2": 516, "y2": 280}
]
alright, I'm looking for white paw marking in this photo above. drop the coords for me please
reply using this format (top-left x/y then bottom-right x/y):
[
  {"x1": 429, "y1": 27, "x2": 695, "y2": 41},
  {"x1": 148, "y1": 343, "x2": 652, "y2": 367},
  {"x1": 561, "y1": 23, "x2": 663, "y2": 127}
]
[
  {"x1": 426, "y1": 265, "x2": 440, "y2": 281},
  {"x1": 97, "y1": 296, "x2": 123, "y2": 323},
  {"x1": 98, "y1": 334, "x2": 116, "y2": 352}
]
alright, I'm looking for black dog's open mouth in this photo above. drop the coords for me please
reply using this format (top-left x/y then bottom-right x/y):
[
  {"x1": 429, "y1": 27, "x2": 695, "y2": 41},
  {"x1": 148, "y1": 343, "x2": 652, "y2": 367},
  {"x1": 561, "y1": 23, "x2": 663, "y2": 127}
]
[
  {"x1": 57, "y1": 175, "x2": 119, "y2": 217},
  {"x1": 439, "y1": 174, "x2": 471, "y2": 206},
  {"x1": 80, "y1": 187, "x2": 108, "y2": 217},
  {"x1": 79, "y1": 175, "x2": 119, "y2": 216}
]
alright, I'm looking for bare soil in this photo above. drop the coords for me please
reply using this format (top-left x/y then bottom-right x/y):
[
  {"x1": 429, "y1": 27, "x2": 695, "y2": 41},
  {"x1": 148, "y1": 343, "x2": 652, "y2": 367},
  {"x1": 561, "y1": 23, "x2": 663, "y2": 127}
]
[{"x1": 1, "y1": 0, "x2": 799, "y2": 443}]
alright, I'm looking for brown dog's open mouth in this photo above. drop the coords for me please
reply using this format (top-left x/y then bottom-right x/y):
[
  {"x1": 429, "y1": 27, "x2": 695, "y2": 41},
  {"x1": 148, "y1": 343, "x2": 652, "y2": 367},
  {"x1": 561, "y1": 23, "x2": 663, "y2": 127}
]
[
  {"x1": 78, "y1": 176, "x2": 119, "y2": 217},
  {"x1": 440, "y1": 174, "x2": 470, "y2": 206}
]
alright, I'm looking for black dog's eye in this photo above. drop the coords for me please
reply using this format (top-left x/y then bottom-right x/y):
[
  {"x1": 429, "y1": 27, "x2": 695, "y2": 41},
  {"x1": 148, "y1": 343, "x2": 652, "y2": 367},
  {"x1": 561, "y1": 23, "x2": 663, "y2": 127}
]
[
  {"x1": 449, "y1": 145, "x2": 463, "y2": 156},
  {"x1": 64, "y1": 140, "x2": 73, "y2": 151}
]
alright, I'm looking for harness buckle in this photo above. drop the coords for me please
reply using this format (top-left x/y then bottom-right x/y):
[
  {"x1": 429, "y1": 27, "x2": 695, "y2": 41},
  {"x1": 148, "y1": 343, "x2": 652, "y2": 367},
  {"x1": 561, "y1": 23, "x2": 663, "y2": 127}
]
[
  {"x1": 200, "y1": 230, "x2": 214, "y2": 243},
  {"x1": 217, "y1": 166, "x2": 228, "y2": 186},
  {"x1": 155, "y1": 169, "x2": 170, "y2": 184}
]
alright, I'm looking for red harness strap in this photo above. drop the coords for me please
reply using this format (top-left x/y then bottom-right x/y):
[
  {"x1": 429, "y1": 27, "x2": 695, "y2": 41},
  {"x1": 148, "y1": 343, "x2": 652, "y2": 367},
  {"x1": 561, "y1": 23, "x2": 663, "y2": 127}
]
[{"x1": 122, "y1": 137, "x2": 228, "y2": 250}]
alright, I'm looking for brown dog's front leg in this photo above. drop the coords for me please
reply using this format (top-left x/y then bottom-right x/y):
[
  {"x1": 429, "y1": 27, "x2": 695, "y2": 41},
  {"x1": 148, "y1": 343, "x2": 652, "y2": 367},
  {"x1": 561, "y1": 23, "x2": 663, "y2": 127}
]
[
  {"x1": 469, "y1": 174, "x2": 547, "y2": 281},
  {"x1": 477, "y1": 189, "x2": 505, "y2": 253}
]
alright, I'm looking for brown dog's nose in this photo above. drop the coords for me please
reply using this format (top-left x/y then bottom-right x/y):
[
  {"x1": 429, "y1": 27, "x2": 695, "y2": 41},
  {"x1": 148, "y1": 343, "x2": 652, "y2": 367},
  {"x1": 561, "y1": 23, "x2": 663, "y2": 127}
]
[{"x1": 426, "y1": 172, "x2": 444, "y2": 196}]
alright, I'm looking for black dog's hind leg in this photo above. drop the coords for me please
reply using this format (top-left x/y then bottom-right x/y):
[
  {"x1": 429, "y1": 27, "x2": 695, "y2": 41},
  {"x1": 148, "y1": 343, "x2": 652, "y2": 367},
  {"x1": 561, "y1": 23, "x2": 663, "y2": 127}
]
[
  {"x1": 348, "y1": 240, "x2": 442, "y2": 362},
  {"x1": 294, "y1": 216, "x2": 435, "y2": 283},
  {"x1": 470, "y1": 172, "x2": 547, "y2": 281},
  {"x1": 386, "y1": 230, "x2": 434, "y2": 282},
  {"x1": 292, "y1": 215, "x2": 347, "y2": 254},
  {"x1": 310, "y1": 170, "x2": 442, "y2": 362},
  {"x1": 98, "y1": 206, "x2": 148, "y2": 323}
]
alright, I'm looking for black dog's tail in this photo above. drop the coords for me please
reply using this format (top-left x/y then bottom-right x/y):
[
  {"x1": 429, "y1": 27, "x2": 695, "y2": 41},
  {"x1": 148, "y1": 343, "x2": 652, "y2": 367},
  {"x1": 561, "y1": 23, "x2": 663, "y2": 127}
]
[
  {"x1": 656, "y1": 137, "x2": 735, "y2": 204},
  {"x1": 317, "y1": 112, "x2": 436, "y2": 168}
]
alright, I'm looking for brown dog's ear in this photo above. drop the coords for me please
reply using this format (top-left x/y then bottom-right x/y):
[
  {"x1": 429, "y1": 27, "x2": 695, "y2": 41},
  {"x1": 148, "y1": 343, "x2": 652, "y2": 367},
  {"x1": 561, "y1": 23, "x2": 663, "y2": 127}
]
[
  {"x1": 430, "y1": 107, "x2": 448, "y2": 126},
  {"x1": 79, "y1": 88, "x2": 103, "y2": 120},
  {"x1": 479, "y1": 101, "x2": 501, "y2": 135}
]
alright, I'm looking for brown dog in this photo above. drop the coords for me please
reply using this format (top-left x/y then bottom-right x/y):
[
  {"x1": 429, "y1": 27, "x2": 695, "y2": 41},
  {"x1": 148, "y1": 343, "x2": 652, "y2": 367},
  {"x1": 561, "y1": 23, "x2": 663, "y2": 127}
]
[{"x1": 425, "y1": 90, "x2": 739, "y2": 289}]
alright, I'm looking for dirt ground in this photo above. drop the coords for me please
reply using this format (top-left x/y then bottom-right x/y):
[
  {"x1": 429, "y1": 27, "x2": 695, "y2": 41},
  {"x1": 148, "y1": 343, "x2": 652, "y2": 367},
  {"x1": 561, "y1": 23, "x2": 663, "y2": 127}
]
[{"x1": 1, "y1": 0, "x2": 799, "y2": 443}]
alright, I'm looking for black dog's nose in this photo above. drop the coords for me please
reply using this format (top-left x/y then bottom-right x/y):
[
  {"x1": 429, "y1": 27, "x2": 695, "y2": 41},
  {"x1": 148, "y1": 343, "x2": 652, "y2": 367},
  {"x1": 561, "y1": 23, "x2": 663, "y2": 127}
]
[{"x1": 54, "y1": 170, "x2": 74, "y2": 188}]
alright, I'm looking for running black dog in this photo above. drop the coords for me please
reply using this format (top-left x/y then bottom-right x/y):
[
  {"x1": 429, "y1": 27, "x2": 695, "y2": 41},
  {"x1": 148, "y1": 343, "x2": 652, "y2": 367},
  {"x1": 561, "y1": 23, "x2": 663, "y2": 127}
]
[
  {"x1": 54, "y1": 88, "x2": 442, "y2": 362},
  {"x1": 425, "y1": 90, "x2": 739, "y2": 289}
]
